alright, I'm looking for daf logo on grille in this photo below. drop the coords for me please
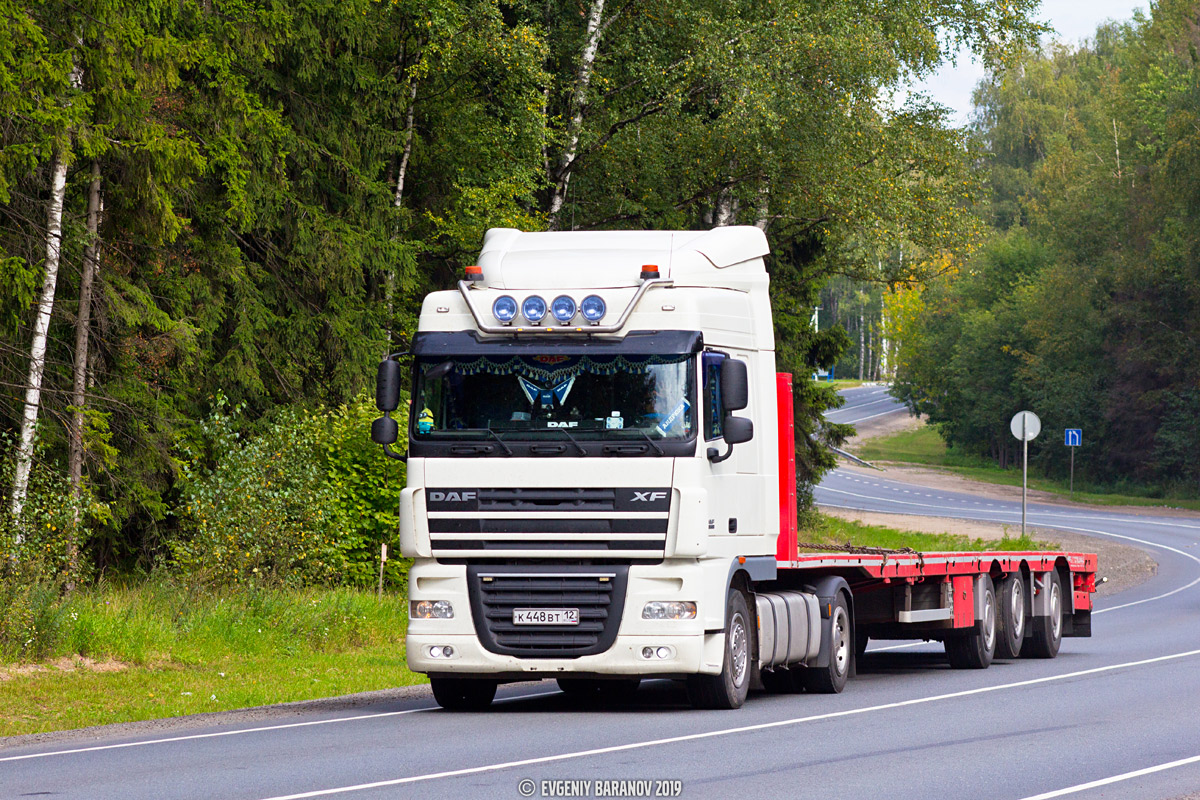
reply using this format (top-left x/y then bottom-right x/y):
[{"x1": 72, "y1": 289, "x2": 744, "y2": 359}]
[
  {"x1": 632, "y1": 491, "x2": 667, "y2": 502},
  {"x1": 429, "y1": 491, "x2": 477, "y2": 502}
]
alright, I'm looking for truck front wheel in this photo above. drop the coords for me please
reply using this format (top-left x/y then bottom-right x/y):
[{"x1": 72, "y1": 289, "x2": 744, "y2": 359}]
[
  {"x1": 430, "y1": 677, "x2": 497, "y2": 711},
  {"x1": 687, "y1": 589, "x2": 752, "y2": 709}
]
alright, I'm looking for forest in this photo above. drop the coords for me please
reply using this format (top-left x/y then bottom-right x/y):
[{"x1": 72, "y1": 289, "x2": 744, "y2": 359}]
[
  {"x1": 2, "y1": 0, "x2": 1049, "y2": 594},
  {"x1": 892, "y1": 0, "x2": 1200, "y2": 494}
]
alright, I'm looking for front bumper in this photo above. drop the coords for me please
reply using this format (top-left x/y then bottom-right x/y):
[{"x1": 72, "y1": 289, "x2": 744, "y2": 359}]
[{"x1": 407, "y1": 560, "x2": 725, "y2": 677}]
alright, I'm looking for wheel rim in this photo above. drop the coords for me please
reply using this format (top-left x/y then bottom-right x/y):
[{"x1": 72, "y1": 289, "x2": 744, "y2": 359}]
[
  {"x1": 982, "y1": 589, "x2": 996, "y2": 652},
  {"x1": 1011, "y1": 580, "x2": 1025, "y2": 641},
  {"x1": 831, "y1": 606, "x2": 850, "y2": 676},
  {"x1": 1049, "y1": 580, "x2": 1062, "y2": 640},
  {"x1": 730, "y1": 611, "x2": 748, "y2": 687}
]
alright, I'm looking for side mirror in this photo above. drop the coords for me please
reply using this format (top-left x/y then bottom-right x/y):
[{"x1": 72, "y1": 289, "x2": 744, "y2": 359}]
[
  {"x1": 371, "y1": 415, "x2": 399, "y2": 445},
  {"x1": 376, "y1": 359, "x2": 402, "y2": 412},
  {"x1": 722, "y1": 415, "x2": 753, "y2": 445},
  {"x1": 720, "y1": 358, "x2": 748, "y2": 412}
]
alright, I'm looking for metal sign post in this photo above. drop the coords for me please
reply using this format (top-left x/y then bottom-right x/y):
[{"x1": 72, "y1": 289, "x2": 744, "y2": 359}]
[
  {"x1": 1064, "y1": 429, "x2": 1082, "y2": 499},
  {"x1": 1011, "y1": 411, "x2": 1042, "y2": 538}
]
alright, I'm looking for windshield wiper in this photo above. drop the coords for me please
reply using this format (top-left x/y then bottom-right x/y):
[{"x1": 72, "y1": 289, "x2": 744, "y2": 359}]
[
  {"x1": 473, "y1": 426, "x2": 512, "y2": 456},
  {"x1": 633, "y1": 429, "x2": 665, "y2": 456},
  {"x1": 544, "y1": 426, "x2": 588, "y2": 456}
]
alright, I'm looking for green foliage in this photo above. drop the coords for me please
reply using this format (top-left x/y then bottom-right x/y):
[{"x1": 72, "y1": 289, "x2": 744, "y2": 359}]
[
  {"x1": 897, "y1": 2, "x2": 1200, "y2": 492},
  {"x1": 0, "y1": 0, "x2": 1048, "y2": 581},
  {"x1": 0, "y1": 576, "x2": 408, "y2": 664},
  {"x1": 172, "y1": 394, "x2": 407, "y2": 587}
]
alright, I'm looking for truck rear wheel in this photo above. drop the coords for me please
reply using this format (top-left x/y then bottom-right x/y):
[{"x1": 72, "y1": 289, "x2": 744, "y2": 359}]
[
  {"x1": 799, "y1": 593, "x2": 851, "y2": 694},
  {"x1": 430, "y1": 677, "x2": 497, "y2": 711},
  {"x1": 946, "y1": 575, "x2": 996, "y2": 669},
  {"x1": 1023, "y1": 571, "x2": 1063, "y2": 658},
  {"x1": 687, "y1": 589, "x2": 752, "y2": 709},
  {"x1": 994, "y1": 574, "x2": 1026, "y2": 659}
]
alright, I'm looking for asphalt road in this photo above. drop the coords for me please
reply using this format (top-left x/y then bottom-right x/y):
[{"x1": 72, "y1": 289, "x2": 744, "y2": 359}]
[{"x1": 3, "y1": 385, "x2": 1199, "y2": 800}]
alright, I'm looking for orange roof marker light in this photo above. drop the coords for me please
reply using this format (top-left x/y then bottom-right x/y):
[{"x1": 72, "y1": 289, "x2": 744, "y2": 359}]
[
  {"x1": 640, "y1": 264, "x2": 661, "y2": 281},
  {"x1": 464, "y1": 265, "x2": 484, "y2": 282}
]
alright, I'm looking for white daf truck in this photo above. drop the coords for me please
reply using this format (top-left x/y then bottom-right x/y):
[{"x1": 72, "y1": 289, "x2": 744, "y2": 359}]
[{"x1": 371, "y1": 227, "x2": 1096, "y2": 710}]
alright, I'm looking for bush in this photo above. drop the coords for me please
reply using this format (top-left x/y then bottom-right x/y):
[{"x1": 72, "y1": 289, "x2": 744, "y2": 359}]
[{"x1": 172, "y1": 394, "x2": 408, "y2": 588}]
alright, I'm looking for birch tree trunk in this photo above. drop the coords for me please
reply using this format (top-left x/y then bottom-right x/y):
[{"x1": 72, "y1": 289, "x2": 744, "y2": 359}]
[
  {"x1": 858, "y1": 309, "x2": 865, "y2": 381},
  {"x1": 10, "y1": 54, "x2": 81, "y2": 546},
  {"x1": 66, "y1": 159, "x2": 101, "y2": 581},
  {"x1": 547, "y1": 0, "x2": 606, "y2": 230},
  {"x1": 10, "y1": 152, "x2": 73, "y2": 540},
  {"x1": 386, "y1": 72, "x2": 419, "y2": 349}
]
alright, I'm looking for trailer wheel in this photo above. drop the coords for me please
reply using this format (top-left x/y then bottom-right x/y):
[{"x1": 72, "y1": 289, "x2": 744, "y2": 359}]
[
  {"x1": 430, "y1": 677, "x2": 497, "y2": 711},
  {"x1": 994, "y1": 575, "x2": 1026, "y2": 659},
  {"x1": 687, "y1": 589, "x2": 752, "y2": 709},
  {"x1": 1023, "y1": 571, "x2": 1063, "y2": 658},
  {"x1": 946, "y1": 575, "x2": 996, "y2": 669},
  {"x1": 800, "y1": 593, "x2": 851, "y2": 694}
]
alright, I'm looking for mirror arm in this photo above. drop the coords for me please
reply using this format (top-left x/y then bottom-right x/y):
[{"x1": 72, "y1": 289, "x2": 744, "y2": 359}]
[
  {"x1": 707, "y1": 443, "x2": 734, "y2": 464},
  {"x1": 382, "y1": 442, "x2": 408, "y2": 463}
]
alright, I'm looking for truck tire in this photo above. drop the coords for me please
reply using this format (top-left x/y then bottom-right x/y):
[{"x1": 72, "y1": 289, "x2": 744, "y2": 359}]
[
  {"x1": 1023, "y1": 571, "x2": 1064, "y2": 658},
  {"x1": 800, "y1": 593, "x2": 851, "y2": 694},
  {"x1": 994, "y1": 574, "x2": 1026, "y2": 660},
  {"x1": 557, "y1": 678, "x2": 640, "y2": 702},
  {"x1": 687, "y1": 589, "x2": 752, "y2": 709},
  {"x1": 946, "y1": 574, "x2": 996, "y2": 669},
  {"x1": 430, "y1": 677, "x2": 497, "y2": 710}
]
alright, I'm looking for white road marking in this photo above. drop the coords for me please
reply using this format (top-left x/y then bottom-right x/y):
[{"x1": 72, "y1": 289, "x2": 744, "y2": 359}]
[
  {"x1": 0, "y1": 690, "x2": 560, "y2": 763},
  {"x1": 1018, "y1": 753, "x2": 1200, "y2": 799},
  {"x1": 256, "y1": 649, "x2": 1200, "y2": 800}
]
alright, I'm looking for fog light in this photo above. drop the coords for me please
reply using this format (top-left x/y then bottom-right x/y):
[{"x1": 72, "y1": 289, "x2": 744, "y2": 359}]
[
  {"x1": 642, "y1": 647, "x2": 655, "y2": 659},
  {"x1": 411, "y1": 600, "x2": 454, "y2": 619},
  {"x1": 521, "y1": 295, "x2": 547, "y2": 323},
  {"x1": 580, "y1": 295, "x2": 606, "y2": 323},
  {"x1": 656, "y1": 646, "x2": 671, "y2": 659},
  {"x1": 492, "y1": 295, "x2": 518, "y2": 324},
  {"x1": 441, "y1": 646, "x2": 454, "y2": 658},
  {"x1": 642, "y1": 601, "x2": 697, "y2": 620},
  {"x1": 550, "y1": 295, "x2": 577, "y2": 322}
]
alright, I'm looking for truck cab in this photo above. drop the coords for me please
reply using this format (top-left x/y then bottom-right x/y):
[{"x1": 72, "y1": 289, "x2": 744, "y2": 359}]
[{"x1": 375, "y1": 226, "x2": 783, "y2": 708}]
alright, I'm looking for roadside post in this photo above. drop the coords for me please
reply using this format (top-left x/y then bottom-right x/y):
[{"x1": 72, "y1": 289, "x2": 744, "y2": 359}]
[
  {"x1": 1064, "y1": 428, "x2": 1082, "y2": 498},
  {"x1": 1011, "y1": 411, "x2": 1042, "y2": 537}
]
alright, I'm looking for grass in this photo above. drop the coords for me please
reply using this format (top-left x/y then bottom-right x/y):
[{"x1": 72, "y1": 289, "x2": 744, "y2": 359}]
[
  {"x1": 0, "y1": 581, "x2": 422, "y2": 737},
  {"x1": 822, "y1": 379, "x2": 869, "y2": 389},
  {"x1": 809, "y1": 513, "x2": 1054, "y2": 553},
  {"x1": 855, "y1": 423, "x2": 1200, "y2": 511}
]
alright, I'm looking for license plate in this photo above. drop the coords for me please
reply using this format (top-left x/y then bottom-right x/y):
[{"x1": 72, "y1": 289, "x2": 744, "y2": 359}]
[{"x1": 512, "y1": 608, "x2": 579, "y2": 626}]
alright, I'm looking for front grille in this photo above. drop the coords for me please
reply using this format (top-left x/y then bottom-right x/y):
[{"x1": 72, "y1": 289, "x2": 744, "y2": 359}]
[
  {"x1": 467, "y1": 565, "x2": 629, "y2": 658},
  {"x1": 428, "y1": 487, "x2": 670, "y2": 560}
]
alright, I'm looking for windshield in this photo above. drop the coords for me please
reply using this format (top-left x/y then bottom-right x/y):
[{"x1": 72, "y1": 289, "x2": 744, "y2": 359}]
[{"x1": 412, "y1": 353, "x2": 696, "y2": 442}]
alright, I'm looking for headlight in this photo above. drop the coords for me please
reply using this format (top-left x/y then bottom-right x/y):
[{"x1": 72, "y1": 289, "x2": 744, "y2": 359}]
[
  {"x1": 521, "y1": 295, "x2": 547, "y2": 323},
  {"x1": 580, "y1": 295, "x2": 606, "y2": 323},
  {"x1": 492, "y1": 296, "x2": 518, "y2": 324},
  {"x1": 642, "y1": 601, "x2": 696, "y2": 620},
  {"x1": 411, "y1": 600, "x2": 454, "y2": 619},
  {"x1": 550, "y1": 295, "x2": 577, "y2": 322}
]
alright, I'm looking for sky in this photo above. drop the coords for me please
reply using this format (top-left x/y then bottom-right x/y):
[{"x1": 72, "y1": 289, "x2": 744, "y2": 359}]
[{"x1": 913, "y1": 0, "x2": 1152, "y2": 127}]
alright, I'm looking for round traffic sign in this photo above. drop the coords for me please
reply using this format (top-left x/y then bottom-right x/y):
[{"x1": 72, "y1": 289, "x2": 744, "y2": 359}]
[{"x1": 1010, "y1": 410, "x2": 1041, "y2": 442}]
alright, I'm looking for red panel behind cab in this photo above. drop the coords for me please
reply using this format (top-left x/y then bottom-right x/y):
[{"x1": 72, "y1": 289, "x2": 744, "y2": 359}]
[{"x1": 777, "y1": 373, "x2": 798, "y2": 561}]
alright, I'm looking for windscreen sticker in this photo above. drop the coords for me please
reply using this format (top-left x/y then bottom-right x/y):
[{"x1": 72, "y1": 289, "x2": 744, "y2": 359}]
[{"x1": 655, "y1": 398, "x2": 691, "y2": 436}]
